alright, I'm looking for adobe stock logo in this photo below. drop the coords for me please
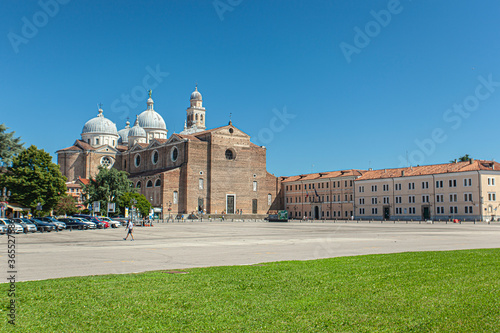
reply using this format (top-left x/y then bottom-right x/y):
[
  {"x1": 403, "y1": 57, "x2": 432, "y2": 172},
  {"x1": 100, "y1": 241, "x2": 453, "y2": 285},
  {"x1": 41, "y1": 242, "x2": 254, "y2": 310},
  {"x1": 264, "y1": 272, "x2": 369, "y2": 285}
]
[
  {"x1": 398, "y1": 74, "x2": 499, "y2": 167},
  {"x1": 7, "y1": 0, "x2": 70, "y2": 54},
  {"x1": 339, "y1": 0, "x2": 403, "y2": 64},
  {"x1": 110, "y1": 65, "x2": 169, "y2": 121},
  {"x1": 253, "y1": 106, "x2": 296, "y2": 146},
  {"x1": 213, "y1": 0, "x2": 243, "y2": 21}
]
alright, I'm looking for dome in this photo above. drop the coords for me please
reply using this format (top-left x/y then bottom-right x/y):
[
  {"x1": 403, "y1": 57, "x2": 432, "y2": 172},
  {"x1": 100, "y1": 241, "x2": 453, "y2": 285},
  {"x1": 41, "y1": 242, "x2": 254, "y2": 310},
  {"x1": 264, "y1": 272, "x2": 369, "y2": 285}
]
[
  {"x1": 82, "y1": 108, "x2": 118, "y2": 135},
  {"x1": 128, "y1": 116, "x2": 146, "y2": 137},
  {"x1": 138, "y1": 110, "x2": 167, "y2": 129},
  {"x1": 118, "y1": 121, "x2": 131, "y2": 144},
  {"x1": 190, "y1": 86, "x2": 202, "y2": 101},
  {"x1": 137, "y1": 94, "x2": 167, "y2": 130}
]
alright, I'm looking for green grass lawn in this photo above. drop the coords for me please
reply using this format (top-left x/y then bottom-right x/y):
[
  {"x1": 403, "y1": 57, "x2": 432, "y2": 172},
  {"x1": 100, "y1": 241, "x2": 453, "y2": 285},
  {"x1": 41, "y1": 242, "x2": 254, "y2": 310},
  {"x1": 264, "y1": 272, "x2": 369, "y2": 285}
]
[{"x1": 2, "y1": 249, "x2": 500, "y2": 332}]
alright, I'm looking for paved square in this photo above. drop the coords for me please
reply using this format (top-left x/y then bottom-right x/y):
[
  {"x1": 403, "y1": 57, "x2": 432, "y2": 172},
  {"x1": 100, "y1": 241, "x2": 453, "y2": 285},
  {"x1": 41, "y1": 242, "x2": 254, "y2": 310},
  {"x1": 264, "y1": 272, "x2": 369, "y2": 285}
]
[{"x1": 3, "y1": 221, "x2": 500, "y2": 282}]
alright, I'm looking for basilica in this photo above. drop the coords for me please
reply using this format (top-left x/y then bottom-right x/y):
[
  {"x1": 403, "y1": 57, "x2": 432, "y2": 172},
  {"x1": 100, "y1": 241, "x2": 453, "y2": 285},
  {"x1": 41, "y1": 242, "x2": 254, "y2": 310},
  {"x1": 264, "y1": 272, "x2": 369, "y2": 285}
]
[{"x1": 57, "y1": 87, "x2": 282, "y2": 217}]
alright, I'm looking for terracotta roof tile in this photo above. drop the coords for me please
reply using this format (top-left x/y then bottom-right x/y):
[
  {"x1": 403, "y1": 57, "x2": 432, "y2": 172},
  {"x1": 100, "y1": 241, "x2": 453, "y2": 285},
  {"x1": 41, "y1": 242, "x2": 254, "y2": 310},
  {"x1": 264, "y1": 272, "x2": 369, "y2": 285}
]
[
  {"x1": 282, "y1": 169, "x2": 366, "y2": 183},
  {"x1": 57, "y1": 145, "x2": 81, "y2": 152},
  {"x1": 75, "y1": 140, "x2": 94, "y2": 150},
  {"x1": 192, "y1": 125, "x2": 230, "y2": 137},
  {"x1": 173, "y1": 134, "x2": 201, "y2": 141},
  {"x1": 356, "y1": 160, "x2": 500, "y2": 181},
  {"x1": 78, "y1": 176, "x2": 90, "y2": 185},
  {"x1": 129, "y1": 166, "x2": 181, "y2": 178},
  {"x1": 116, "y1": 145, "x2": 128, "y2": 152},
  {"x1": 154, "y1": 138, "x2": 168, "y2": 143}
]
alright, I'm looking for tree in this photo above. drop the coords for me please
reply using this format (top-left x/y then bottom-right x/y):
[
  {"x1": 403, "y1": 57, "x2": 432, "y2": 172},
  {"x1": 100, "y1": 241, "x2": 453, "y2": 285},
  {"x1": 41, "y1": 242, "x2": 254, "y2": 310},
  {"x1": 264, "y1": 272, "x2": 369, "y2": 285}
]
[
  {"x1": 450, "y1": 154, "x2": 472, "y2": 163},
  {"x1": 0, "y1": 145, "x2": 67, "y2": 215},
  {"x1": 53, "y1": 195, "x2": 78, "y2": 216},
  {"x1": 119, "y1": 192, "x2": 152, "y2": 218},
  {"x1": 0, "y1": 124, "x2": 24, "y2": 167},
  {"x1": 82, "y1": 166, "x2": 133, "y2": 216}
]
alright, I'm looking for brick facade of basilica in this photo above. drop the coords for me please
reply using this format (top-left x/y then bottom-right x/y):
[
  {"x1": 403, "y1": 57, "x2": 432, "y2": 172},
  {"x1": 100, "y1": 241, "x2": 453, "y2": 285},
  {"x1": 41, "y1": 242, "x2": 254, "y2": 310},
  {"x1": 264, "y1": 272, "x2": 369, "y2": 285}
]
[{"x1": 57, "y1": 88, "x2": 282, "y2": 217}]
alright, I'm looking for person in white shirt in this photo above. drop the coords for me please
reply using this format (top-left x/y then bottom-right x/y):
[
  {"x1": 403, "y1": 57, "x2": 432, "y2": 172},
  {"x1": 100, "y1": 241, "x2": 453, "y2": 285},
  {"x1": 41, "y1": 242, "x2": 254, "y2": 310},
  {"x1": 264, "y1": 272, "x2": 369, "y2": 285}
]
[{"x1": 124, "y1": 220, "x2": 134, "y2": 241}]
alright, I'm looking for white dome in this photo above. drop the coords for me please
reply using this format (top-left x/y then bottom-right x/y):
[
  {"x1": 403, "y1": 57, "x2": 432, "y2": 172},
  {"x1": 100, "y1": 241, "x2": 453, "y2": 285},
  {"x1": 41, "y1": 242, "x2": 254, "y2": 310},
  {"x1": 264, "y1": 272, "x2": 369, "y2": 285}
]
[
  {"x1": 82, "y1": 109, "x2": 118, "y2": 135},
  {"x1": 138, "y1": 110, "x2": 166, "y2": 129},
  {"x1": 128, "y1": 116, "x2": 146, "y2": 137},
  {"x1": 190, "y1": 86, "x2": 202, "y2": 100},
  {"x1": 118, "y1": 121, "x2": 131, "y2": 144},
  {"x1": 137, "y1": 95, "x2": 167, "y2": 130}
]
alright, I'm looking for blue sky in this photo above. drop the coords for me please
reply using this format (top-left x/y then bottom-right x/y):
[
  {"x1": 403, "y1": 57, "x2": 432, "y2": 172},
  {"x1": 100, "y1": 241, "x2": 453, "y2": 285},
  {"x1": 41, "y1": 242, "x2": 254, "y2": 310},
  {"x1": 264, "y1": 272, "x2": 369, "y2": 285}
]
[{"x1": 2, "y1": 0, "x2": 500, "y2": 177}]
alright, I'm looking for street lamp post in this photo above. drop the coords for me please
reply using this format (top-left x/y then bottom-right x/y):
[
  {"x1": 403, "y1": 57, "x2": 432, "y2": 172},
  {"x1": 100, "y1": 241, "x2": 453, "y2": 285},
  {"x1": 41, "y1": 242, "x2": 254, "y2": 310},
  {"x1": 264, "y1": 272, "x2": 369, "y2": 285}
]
[
  {"x1": 1, "y1": 187, "x2": 11, "y2": 218},
  {"x1": 131, "y1": 198, "x2": 137, "y2": 225},
  {"x1": 168, "y1": 201, "x2": 172, "y2": 222}
]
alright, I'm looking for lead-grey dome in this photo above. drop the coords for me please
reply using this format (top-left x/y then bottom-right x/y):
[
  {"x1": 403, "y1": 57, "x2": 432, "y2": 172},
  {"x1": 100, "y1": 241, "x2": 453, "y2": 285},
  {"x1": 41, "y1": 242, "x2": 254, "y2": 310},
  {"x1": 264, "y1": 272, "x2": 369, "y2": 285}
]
[
  {"x1": 118, "y1": 121, "x2": 131, "y2": 144},
  {"x1": 82, "y1": 109, "x2": 118, "y2": 135},
  {"x1": 137, "y1": 95, "x2": 167, "y2": 130},
  {"x1": 128, "y1": 116, "x2": 146, "y2": 137},
  {"x1": 190, "y1": 86, "x2": 202, "y2": 101}
]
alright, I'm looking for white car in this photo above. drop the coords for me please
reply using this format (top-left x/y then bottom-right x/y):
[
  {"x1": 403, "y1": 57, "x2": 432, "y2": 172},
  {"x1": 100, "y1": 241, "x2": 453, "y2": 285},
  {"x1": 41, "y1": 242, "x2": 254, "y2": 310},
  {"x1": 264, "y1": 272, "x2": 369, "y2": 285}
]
[
  {"x1": 98, "y1": 217, "x2": 121, "y2": 228},
  {"x1": 0, "y1": 218, "x2": 24, "y2": 234}
]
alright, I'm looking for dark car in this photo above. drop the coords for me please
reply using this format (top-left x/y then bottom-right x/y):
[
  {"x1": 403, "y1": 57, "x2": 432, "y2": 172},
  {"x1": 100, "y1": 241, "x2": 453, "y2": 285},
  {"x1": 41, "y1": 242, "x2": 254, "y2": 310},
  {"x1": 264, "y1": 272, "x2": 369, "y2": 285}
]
[
  {"x1": 71, "y1": 217, "x2": 97, "y2": 229},
  {"x1": 73, "y1": 214, "x2": 109, "y2": 229},
  {"x1": 29, "y1": 219, "x2": 56, "y2": 232},
  {"x1": 57, "y1": 218, "x2": 89, "y2": 230},
  {"x1": 39, "y1": 216, "x2": 66, "y2": 230}
]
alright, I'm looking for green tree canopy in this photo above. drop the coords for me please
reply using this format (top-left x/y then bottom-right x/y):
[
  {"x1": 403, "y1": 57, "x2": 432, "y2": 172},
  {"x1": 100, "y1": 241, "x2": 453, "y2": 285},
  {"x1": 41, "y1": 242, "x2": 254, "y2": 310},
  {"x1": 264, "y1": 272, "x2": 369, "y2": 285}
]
[
  {"x1": 119, "y1": 192, "x2": 152, "y2": 218},
  {"x1": 0, "y1": 145, "x2": 66, "y2": 215},
  {"x1": 82, "y1": 166, "x2": 133, "y2": 215},
  {"x1": 0, "y1": 123, "x2": 24, "y2": 167},
  {"x1": 53, "y1": 195, "x2": 78, "y2": 216},
  {"x1": 450, "y1": 154, "x2": 472, "y2": 163}
]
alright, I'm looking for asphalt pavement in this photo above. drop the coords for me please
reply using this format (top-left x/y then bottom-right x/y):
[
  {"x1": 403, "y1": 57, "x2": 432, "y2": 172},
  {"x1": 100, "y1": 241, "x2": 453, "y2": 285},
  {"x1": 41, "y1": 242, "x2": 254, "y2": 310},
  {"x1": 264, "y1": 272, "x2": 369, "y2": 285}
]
[{"x1": 2, "y1": 221, "x2": 500, "y2": 282}]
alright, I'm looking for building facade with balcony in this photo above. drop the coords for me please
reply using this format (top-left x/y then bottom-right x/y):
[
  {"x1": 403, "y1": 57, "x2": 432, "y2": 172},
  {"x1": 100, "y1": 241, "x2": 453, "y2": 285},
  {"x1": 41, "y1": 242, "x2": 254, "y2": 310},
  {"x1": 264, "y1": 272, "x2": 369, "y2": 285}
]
[{"x1": 354, "y1": 160, "x2": 500, "y2": 221}]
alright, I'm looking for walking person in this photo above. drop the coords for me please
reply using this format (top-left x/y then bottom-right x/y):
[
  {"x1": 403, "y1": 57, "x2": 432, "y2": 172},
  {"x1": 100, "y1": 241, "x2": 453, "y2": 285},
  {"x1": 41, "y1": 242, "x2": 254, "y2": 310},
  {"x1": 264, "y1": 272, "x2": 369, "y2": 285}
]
[{"x1": 124, "y1": 220, "x2": 134, "y2": 241}]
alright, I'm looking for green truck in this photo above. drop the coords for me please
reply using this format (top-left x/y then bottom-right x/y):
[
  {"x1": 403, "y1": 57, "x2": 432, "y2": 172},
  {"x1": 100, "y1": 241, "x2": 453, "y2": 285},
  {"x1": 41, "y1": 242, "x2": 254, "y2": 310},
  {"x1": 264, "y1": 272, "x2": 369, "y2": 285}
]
[{"x1": 268, "y1": 210, "x2": 288, "y2": 222}]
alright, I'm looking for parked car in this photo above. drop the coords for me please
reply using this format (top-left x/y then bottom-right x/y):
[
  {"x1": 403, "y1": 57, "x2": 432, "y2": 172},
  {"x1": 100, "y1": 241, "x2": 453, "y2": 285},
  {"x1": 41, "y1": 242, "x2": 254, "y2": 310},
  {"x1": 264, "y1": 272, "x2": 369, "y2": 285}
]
[
  {"x1": 57, "y1": 218, "x2": 89, "y2": 230},
  {"x1": 39, "y1": 216, "x2": 66, "y2": 230},
  {"x1": 113, "y1": 217, "x2": 130, "y2": 226},
  {"x1": 71, "y1": 217, "x2": 97, "y2": 229},
  {"x1": 98, "y1": 216, "x2": 121, "y2": 228},
  {"x1": 29, "y1": 219, "x2": 56, "y2": 232},
  {"x1": 0, "y1": 218, "x2": 24, "y2": 234},
  {"x1": 73, "y1": 214, "x2": 109, "y2": 228},
  {"x1": 11, "y1": 218, "x2": 38, "y2": 233},
  {"x1": 0, "y1": 224, "x2": 7, "y2": 234}
]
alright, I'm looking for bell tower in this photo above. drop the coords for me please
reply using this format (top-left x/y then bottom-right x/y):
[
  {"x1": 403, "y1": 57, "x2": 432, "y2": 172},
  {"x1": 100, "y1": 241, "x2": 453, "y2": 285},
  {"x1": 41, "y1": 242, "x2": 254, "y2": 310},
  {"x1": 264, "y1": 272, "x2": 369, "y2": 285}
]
[{"x1": 186, "y1": 85, "x2": 206, "y2": 131}]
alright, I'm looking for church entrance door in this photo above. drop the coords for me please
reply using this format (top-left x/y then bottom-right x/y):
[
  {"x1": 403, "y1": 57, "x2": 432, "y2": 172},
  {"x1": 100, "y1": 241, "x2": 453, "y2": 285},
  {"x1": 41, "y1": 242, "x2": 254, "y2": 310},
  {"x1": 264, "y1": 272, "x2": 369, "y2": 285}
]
[
  {"x1": 252, "y1": 199, "x2": 258, "y2": 214},
  {"x1": 226, "y1": 195, "x2": 235, "y2": 214}
]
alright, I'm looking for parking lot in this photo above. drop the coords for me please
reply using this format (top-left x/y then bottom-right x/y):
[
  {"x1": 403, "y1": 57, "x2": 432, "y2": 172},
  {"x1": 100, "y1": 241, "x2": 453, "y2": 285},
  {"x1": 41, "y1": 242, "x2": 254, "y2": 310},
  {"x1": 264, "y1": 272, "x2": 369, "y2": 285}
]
[{"x1": 2, "y1": 221, "x2": 500, "y2": 282}]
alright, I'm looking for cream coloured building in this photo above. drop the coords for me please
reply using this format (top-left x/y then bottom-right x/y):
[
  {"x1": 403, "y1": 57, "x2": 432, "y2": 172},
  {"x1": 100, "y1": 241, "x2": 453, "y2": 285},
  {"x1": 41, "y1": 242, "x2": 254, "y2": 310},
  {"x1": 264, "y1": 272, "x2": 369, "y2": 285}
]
[
  {"x1": 354, "y1": 160, "x2": 500, "y2": 221},
  {"x1": 282, "y1": 170, "x2": 364, "y2": 219}
]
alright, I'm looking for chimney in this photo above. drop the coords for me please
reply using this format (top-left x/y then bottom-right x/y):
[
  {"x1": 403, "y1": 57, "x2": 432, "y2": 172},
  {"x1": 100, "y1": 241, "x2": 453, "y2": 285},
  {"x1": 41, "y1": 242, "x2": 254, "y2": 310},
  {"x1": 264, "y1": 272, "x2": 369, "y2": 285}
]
[
  {"x1": 384, "y1": 169, "x2": 386, "y2": 173},
  {"x1": 401, "y1": 170, "x2": 405, "y2": 176},
  {"x1": 454, "y1": 159, "x2": 457, "y2": 164},
  {"x1": 368, "y1": 168, "x2": 373, "y2": 171},
  {"x1": 470, "y1": 159, "x2": 474, "y2": 164}
]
